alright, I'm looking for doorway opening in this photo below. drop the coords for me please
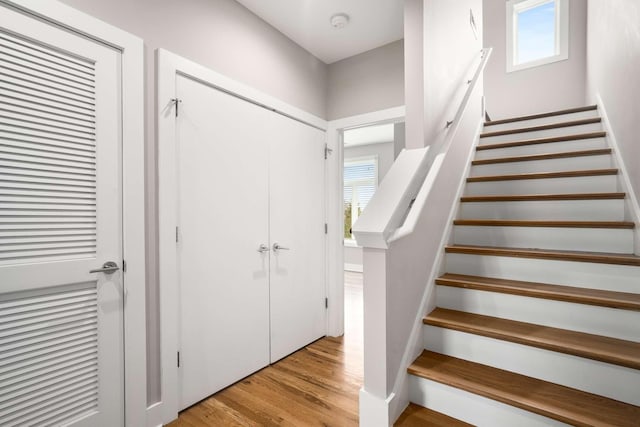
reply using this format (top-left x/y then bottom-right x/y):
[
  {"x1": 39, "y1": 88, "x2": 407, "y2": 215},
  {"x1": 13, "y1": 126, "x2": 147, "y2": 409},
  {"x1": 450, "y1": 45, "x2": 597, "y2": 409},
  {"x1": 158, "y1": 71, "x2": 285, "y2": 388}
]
[{"x1": 341, "y1": 120, "x2": 405, "y2": 345}]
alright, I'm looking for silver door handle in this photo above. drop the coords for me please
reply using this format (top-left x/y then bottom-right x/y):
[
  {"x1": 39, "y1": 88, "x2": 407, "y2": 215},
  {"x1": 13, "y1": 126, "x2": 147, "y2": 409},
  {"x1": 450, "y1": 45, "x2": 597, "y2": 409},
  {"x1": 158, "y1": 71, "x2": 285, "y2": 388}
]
[
  {"x1": 272, "y1": 243, "x2": 290, "y2": 252},
  {"x1": 257, "y1": 244, "x2": 270, "y2": 253},
  {"x1": 89, "y1": 261, "x2": 120, "y2": 274}
]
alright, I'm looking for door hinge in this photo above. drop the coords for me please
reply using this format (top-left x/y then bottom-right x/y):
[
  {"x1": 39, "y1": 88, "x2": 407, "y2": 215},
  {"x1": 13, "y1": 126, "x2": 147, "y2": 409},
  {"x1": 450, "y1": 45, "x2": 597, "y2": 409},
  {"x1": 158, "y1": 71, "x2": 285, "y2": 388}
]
[
  {"x1": 177, "y1": 351, "x2": 181, "y2": 368},
  {"x1": 324, "y1": 223, "x2": 328, "y2": 234},
  {"x1": 325, "y1": 297, "x2": 328, "y2": 309},
  {"x1": 324, "y1": 144, "x2": 333, "y2": 159},
  {"x1": 122, "y1": 260, "x2": 126, "y2": 273},
  {"x1": 176, "y1": 226, "x2": 179, "y2": 243},
  {"x1": 171, "y1": 98, "x2": 182, "y2": 118}
]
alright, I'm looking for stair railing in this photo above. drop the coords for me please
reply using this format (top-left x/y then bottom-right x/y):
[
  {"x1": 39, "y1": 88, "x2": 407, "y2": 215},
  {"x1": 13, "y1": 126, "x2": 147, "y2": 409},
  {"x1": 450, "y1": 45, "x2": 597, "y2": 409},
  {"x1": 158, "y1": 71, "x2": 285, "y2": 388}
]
[{"x1": 353, "y1": 47, "x2": 492, "y2": 426}]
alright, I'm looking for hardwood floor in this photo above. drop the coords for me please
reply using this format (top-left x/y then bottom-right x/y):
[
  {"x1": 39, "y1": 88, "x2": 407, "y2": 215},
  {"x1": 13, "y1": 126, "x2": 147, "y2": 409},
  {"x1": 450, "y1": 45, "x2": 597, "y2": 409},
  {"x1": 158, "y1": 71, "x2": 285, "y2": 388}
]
[
  {"x1": 394, "y1": 404, "x2": 473, "y2": 427},
  {"x1": 167, "y1": 271, "x2": 364, "y2": 426}
]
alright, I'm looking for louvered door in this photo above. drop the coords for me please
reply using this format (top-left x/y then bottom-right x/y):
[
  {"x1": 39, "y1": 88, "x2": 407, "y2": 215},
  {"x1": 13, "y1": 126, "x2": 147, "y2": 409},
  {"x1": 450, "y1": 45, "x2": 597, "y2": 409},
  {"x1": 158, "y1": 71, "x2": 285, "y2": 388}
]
[{"x1": 0, "y1": 6, "x2": 123, "y2": 427}]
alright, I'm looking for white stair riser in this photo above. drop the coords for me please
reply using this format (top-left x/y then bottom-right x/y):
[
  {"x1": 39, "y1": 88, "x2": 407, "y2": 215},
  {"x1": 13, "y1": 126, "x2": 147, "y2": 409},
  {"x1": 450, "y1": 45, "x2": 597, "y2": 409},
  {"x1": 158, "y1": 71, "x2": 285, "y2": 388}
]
[
  {"x1": 452, "y1": 225, "x2": 633, "y2": 253},
  {"x1": 408, "y1": 376, "x2": 569, "y2": 427},
  {"x1": 435, "y1": 286, "x2": 640, "y2": 341},
  {"x1": 445, "y1": 253, "x2": 640, "y2": 293},
  {"x1": 470, "y1": 155, "x2": 612, "y2": 176},
  {"x1": 485, "y1": 110, "x2": 599, "y2": 132},
  {"x1": 458, "y1": 199, "x2": 625, "y2": 221},
  {"x1": 465, "y1": 175, "x2": 618, "y2": 196},
  {"x1": 423, "y1": 326, "x2": 640, "y2": 405},
  {"x1": 479, "y1": 122, "x2": 602, "y2": 145},
  {"x1": 474, "y1": 138, "x2": 607, "y2": 160}
]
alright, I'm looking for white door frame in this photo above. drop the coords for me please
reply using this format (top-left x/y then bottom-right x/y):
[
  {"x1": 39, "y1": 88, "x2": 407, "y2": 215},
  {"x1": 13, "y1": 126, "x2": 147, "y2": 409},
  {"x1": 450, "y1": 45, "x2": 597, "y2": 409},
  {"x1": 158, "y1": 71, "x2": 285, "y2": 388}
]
[
  {"x1": 0, "y1": 1, "x2": 146, "y2": 426},
  {"x1": 325, "y1": 107, "x2": 405, "y2": 337},
  {"x1": 156, "y1": 49, "x2": 327, "y2": 424}
]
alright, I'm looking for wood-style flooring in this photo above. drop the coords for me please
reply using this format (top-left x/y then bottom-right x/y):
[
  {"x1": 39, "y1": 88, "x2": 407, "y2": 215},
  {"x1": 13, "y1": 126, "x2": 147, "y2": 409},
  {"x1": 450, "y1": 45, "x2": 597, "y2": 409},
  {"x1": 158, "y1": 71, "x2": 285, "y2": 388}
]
[{"x1": 167, "y1": 271, "x2": 364, "y2": 426}]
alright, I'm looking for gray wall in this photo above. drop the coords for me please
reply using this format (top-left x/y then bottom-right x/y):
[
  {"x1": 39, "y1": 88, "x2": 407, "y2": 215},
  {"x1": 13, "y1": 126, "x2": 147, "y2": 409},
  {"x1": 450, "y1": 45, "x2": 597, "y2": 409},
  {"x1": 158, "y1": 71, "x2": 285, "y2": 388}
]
[
  {"x1": 59, "y1": 0, "x2": 328, "y2": 406},
  {"x1": 483, "y1": 0, "x2": 587, "y2": 119},
  {"x1": 586, "y1": 0, "x2": 640, "y2": 206},
  {"x1": 403, "y1": 0, "x2": 425, "y2": 149},
  {"x1": 327, "y1": 41, "x2": 405, "y2": 120}
]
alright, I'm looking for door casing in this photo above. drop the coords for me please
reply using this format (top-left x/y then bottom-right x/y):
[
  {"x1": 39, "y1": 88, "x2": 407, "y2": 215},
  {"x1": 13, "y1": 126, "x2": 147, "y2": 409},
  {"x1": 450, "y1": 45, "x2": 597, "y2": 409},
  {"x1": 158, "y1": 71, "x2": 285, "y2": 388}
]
[
  {"x1": 0, "y1": 1, "x2": 146, "y2": 425},
  {"x1": 325, "y1": 107, "x2": 406, "y2": 339}
]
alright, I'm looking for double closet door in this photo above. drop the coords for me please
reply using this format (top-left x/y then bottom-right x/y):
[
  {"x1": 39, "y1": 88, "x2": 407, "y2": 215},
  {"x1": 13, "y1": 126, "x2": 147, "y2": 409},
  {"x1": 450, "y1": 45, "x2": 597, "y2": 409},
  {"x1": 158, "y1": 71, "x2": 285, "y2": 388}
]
[{"x1": 175, "y1": 75, "x2": 326, "y2": 409}]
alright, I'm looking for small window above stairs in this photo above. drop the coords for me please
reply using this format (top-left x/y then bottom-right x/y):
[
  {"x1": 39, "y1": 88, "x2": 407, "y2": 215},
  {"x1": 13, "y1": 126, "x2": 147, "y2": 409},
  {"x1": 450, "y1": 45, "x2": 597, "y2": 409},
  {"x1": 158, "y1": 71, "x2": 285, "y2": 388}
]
[{"x1": 397, "y1": 105, "x2": 640, "y2": 426}]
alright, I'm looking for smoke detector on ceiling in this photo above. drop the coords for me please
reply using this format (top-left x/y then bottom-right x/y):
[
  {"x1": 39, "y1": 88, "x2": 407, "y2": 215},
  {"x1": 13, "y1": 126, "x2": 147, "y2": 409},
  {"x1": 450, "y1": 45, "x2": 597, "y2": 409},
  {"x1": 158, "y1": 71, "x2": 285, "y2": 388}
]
[{"x1": 330, "y1": 13, "x2": 350, "y2": 29}]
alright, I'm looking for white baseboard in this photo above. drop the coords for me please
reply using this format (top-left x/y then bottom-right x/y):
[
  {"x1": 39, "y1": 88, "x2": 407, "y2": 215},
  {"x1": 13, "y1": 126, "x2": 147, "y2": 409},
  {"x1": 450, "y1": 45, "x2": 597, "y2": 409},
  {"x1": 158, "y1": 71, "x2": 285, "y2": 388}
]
[
  {"x1": 359, "y1": 388, "x2": 396, "y2": 427},
  {"x1": 146, "y1": 401, "x2": 165, "y2": 427},
  {"x1": 344, "y1": 263, "x2": 363, "y2": 273}
]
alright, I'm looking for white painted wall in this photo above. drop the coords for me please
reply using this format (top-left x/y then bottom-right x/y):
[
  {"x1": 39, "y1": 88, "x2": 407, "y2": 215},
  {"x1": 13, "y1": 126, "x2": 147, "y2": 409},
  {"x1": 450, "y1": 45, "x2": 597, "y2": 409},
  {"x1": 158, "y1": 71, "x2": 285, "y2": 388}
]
[
  {"x1": 59, "y1": 0, "x2": 328, "y2": 406},
  {"x1": 423, "y1": 0, "x2": 484, "y2": 146},
  {"x1": 404, "y1": 0, "x2": 425, "y2": 150},
  {"x1": 327, "y1": 41, "x2": 405, "y2": 120},
  {"x1": 344, "y1": 245, "x2": 364, "y2": 270},
  {"x1": 394, "y1": 122, "x2": 406, "y2": 159},
  {"x1": 405, "y1": 0, "x2": 483, "y2": 149},
  {"x1": 585, "y1": 0, "x2": 640, "y2": 206},
  {"x1": 483, "y1": 0, "x2": 587, "y2": 119},
  {"x1": 344, "y1": 141, "x2": 395, "y2": 271}
]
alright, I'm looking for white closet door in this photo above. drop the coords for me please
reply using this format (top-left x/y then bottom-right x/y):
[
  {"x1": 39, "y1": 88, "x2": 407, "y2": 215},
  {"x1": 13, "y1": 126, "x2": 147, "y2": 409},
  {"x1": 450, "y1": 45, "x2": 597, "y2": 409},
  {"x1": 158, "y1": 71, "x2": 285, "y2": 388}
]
[
  {"x1": 269, "y1": 114, "x2": 326, "y2": 363},
  {"x1": 176, "y1": 75, "x2": 271, "y2": 410},
  {"x1": 0, "y1": 7, "x2": 123, "y2": 427}
]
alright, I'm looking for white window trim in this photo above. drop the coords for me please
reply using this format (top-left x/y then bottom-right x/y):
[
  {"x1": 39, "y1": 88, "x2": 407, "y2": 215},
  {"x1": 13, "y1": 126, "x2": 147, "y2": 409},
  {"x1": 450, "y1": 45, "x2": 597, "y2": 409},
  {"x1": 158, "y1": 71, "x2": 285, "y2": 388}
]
[
  {"x1": 343, "y1": 155, "x2": 378, "y2": 244},
  {"x1": 506, "y1": 0, "x2": 569, "y2": 73}
]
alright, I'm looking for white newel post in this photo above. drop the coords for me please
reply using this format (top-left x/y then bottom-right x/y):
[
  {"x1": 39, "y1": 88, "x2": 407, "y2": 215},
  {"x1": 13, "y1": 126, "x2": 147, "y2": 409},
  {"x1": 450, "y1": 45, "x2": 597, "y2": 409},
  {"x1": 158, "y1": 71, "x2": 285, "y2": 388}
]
[
  {"x1": 359, "y1": 247, "x2": 394, "y2": 427},
  {"x1": 352, "y1": 148, "x2": 430, "y2": 427}
]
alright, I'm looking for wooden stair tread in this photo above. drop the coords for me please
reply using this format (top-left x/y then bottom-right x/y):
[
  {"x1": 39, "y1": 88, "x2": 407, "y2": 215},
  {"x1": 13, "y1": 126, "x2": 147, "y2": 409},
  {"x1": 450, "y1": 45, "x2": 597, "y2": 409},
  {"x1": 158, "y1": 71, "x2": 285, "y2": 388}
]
[
  {"x1": 471, "y1": 148, "x2": 611, "y2": 165},
  {"x1": 480, "y1": 118, "x2": 602, "y2": 138},
  {"x1": 467, "y1": 168, "x2": 618, "y2": 182},
  {"x1": 484, "y1": 105, "x2": 598, "y2": 127},
  {"x1": 453, "y1": 219, "x2": 635, "y2": 229},
  {"x1": 408, "y1": 350, "x2": 640, "y2": 427},
  {"x1": 460, "y1": 193, "x2": 626, "y2": 202},
  {"x1": 445, "y1": 244, "x2": 640, "y2": 266},
  {"x1": 476, "y1": 132, "x2": 606, "y2": 151},
  {"x1": 424, "y1": 308, "x2": 640, "y2": 369},
  {"x1": 394, "y1": 403, "x2": 472, "y2": 427},
  {"x1": 436, "y1": 273, "x2": 640, "y2": 311}
]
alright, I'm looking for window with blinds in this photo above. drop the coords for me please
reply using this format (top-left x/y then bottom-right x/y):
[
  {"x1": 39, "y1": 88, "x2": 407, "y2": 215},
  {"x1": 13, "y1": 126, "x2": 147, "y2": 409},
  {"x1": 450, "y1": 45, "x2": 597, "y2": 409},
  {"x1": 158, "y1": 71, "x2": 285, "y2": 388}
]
[{"x1": 343, "y1": 157, "x2": 377, "y2": 240}]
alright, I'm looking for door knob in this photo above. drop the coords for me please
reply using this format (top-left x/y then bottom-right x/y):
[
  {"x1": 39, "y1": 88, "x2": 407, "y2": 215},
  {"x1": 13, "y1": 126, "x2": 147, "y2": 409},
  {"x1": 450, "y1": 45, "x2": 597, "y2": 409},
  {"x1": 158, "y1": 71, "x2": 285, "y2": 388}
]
[
  {"x1": 272, "y1": 243, "x2": 290, "y2": 252},
  {"x1": 257, "y1": 244, "x2": 270, "y2": 253},
  {"x1": 89, "y1": 261, "x2": 120, "y2": 274}
]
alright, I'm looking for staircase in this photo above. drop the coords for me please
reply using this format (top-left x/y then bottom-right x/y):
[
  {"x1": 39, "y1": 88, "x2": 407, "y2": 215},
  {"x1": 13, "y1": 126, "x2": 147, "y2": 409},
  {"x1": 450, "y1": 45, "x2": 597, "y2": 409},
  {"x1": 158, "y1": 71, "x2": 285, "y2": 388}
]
[{"x1": 397, "y1": 106, "x2": 640, "y2": 426}]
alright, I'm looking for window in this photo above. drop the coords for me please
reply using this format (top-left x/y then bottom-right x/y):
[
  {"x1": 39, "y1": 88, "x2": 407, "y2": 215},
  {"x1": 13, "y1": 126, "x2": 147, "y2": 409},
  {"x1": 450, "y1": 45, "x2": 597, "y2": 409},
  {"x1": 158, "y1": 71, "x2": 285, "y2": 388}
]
[
  {"x1": 506, "y1": 0, "x2": 568, "y2": 72},
  {"x1": 343, "y1": 157, "x2": 377, "y2": 240}
]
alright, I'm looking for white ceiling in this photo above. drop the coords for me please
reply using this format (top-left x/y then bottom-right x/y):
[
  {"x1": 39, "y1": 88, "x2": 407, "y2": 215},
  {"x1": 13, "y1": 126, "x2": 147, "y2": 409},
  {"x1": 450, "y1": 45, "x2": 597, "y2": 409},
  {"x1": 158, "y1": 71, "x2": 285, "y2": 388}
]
[
  {"x1": 235, "y1": 0, "x2": 404, "y2": 64},
  {"x1": 343, "y1": 123, "x2": 395, "y2": 147}
]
